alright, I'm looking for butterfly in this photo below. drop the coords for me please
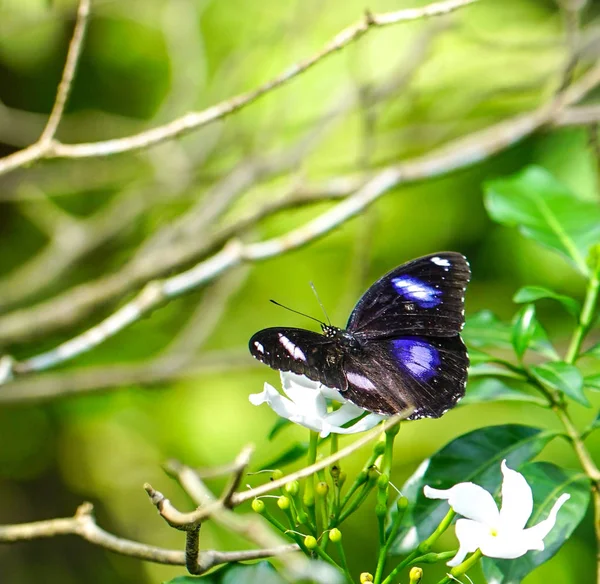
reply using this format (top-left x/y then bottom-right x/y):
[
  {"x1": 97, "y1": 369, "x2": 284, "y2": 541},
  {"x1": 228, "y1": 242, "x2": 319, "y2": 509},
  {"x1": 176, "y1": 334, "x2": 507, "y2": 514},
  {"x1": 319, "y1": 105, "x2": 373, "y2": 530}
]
[{"x1": 248, "y1": 252, "x2": 470, "y2": 419}]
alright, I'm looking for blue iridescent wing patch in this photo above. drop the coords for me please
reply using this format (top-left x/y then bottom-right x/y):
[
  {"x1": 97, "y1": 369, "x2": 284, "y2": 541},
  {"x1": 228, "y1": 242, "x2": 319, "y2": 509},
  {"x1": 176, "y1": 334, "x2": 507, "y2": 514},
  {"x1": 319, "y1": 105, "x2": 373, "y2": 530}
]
[
  {"x1": 391, "y1": 338, "x2": 441, "y2": 381},
  {"x1": 347, "y1": 252, "x2": 470, "y2": 339},
  {"x1": 390, "y1": 277, "x2": 442, "y2": 309}
]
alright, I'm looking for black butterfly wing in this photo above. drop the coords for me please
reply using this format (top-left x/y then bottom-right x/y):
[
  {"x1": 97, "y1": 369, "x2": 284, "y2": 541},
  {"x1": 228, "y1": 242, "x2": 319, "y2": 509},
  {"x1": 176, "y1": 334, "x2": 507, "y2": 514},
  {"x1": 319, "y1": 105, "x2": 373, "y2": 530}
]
[
  {"x1": 346, "y1": 252, "x2": 470, "y2": 339},
  {"x1": 342, "y1": 335, "x2": 469, "y2": 418},
  {"x1": 249, "y1": 327, "x2": 347, "y2": 391}
]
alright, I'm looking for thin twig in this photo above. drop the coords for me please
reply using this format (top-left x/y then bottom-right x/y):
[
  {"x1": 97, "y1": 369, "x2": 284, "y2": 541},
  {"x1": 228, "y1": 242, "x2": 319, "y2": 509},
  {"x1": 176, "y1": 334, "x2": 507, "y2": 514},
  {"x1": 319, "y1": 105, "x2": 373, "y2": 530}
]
[
  {"x1": 0, "y1": 501, "x2": 297, "y2": 572},
  {"x1": 0, "y1": 0, "x2": 477, "y2": 177},
  {"x1": 0, "y1": 350, "x2": 253, "y2": 405},
  {"x1": 38, "y1": 0, "x2": 91, "y2": 143}
]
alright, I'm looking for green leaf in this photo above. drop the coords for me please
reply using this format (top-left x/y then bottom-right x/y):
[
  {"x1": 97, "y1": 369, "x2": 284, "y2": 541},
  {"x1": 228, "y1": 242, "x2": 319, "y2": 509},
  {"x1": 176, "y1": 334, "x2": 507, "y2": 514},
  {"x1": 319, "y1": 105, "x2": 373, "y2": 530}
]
[
  {"x1": 464, "y1": 310, "x2": 558, "y2": 360},
  {"x1": 530, "y1": 362, "x2": 589, "y2": 407},
  {"x1": 268, "y1": 417, "x2": 292, "y2": 440},
  {"x1": 467, "y1": 347, "x2": 503, "y2": 365},
  {"x1": 581, "y1": 410, "x2": 600, "y2": 440},
  {"x1": 482, "y1": 462, "x2": 591, "y2": 584},
  {"x1": 259, "y1": 442, "x2": 309, "y2": 470},
  {"x1": 512, "y1": 304, "x2": 537, "y2": 360},
  {"x1": 389, "y1": 459, "x2": 431, "y2": 554},
  {"x1": 484, "y1": 165, "x2": 600, "y2": 274},
  {"x1": 468, "y1": 363, "x2": 527, "y2": 381},
  {"x1": 390, "y1": 424, "x2": 559, "y2": 552},
  {"x1": 582, "y1": 342, "x2": 600, "y2": 359},
  {"x1": 461, "y1": 378, "x2": 547, "y2": 407},
  {"x1": 513, "y1": 286, "x2": 580, "y2": 317},
  {"x1": 584, "y1": 373, "x2": 600, "y2": 390},
  {"x1": 463, "y1": 310, "x2": 512, "y2": 349}
]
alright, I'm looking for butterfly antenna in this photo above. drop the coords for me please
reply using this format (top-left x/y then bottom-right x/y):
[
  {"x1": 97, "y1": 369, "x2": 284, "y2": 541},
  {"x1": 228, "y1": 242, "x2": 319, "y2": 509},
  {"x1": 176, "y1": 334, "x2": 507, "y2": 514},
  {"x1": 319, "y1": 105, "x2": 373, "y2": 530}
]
[
  {"x1": 269, "y1": 299, "x2": 325, "y2": 326},
  {"x1": 309, "y1": 281, "x2": 332, "y2": 325}
]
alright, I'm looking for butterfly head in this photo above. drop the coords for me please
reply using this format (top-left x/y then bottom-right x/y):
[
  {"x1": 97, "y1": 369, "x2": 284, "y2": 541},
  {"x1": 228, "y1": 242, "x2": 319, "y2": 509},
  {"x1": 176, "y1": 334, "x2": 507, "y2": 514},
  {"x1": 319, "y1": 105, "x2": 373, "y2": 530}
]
[
  {"x1": 321, "y1": 324, "x2": 338, "y2": 338},
  {"x1": 321, "y1": 324, "x2": 361, "y2": 349}
]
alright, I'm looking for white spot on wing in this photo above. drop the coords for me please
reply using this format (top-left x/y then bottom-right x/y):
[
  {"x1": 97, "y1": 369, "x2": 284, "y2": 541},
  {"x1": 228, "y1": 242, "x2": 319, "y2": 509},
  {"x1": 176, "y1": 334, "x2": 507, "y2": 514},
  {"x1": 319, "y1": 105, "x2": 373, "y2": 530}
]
[
  {"x1": 346, "y1": 371, "x2": 376, "y2": 390},
  {"x1": 431, "y1": 256, "x2": 451, "y2": 267},
  {"x1": 278, "y1": 333, "x2": 307, "y2": 362},
  {"x1": 254, "y1": 341, "x2": 265, "y2": 354}
]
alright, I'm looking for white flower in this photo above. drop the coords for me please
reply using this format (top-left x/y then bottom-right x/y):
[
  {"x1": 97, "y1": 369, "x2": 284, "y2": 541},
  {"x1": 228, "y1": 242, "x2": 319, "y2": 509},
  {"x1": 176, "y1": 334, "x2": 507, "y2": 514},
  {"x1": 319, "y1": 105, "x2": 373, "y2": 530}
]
[
  {"x1": 249, "y1": 371, "x2": 386, "y2": 438},
  {"x1": 424, "y1": 460, "x2": 570, "y2": 567}
]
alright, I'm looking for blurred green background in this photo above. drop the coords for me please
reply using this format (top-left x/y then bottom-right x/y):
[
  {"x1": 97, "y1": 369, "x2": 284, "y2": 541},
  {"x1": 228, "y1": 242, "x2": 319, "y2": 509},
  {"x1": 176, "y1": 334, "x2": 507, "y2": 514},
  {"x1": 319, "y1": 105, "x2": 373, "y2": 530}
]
[{"x1": 0, "y1": 0, "x2": 599, "y2": 582}]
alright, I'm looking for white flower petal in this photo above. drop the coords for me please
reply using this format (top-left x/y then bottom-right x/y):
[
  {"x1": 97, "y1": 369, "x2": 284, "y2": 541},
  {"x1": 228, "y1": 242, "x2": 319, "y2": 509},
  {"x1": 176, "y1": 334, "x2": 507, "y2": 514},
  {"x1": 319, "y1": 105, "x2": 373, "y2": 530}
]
[
  {"x1": 281, "y1": 379, "x2": 328, "y2": 418},
  {"x1": 447, "y1": 519, "x2": 488, "y2": 566},
  {"x1": 251, "y1": 382, "x2": 323, "y2": 432},
  {"x1": 322, "y1": 402, "x2": 366, "y2": 427},
  {"x1": 281, "y1": 371, "x2": 319, "y2": 391},
  {"x1": 327, "y1": 412, "x2": 385, "y2": 435},
  {"x1": 424, "y1": 482, "x2": 500, "y2": 526},
  {"x1": 478, "y1": 530, "x2": 536, "y2": 559},
  {"x1": 249, "y1": 383, "x2": 283, "y2": 406},
  {"x1": 522, "y1": 493, "x2": 571, "y2": 543},
  {"x1": 281, "y1": 371, "x2": 346, "y2": 402},
  {"x1": 499, "y1": 460, "x2": 533, "y2": 531}
]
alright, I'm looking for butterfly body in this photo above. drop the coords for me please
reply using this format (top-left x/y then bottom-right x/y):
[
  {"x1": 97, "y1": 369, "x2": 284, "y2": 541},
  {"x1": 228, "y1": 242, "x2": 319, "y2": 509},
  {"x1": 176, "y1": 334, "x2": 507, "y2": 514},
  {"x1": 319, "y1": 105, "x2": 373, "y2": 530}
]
[{"x1": 249, "y1": 253, "x2": 470, "y2": 419}]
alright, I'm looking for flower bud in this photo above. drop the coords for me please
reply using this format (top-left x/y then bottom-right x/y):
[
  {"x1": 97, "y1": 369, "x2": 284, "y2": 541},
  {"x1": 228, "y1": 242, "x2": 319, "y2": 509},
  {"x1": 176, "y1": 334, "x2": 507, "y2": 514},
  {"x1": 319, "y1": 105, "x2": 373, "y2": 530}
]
[
  {"x1": 303, "y1": 492, "x2": 315, "y2": 508},
  {"x1": 377, "y1": 473, "x2": 389, "y2": 490},
  {"x1": 373, "y1": 441, "x2": 386, "y2": 456},
  {"x1": 271, "y1": 469, "x2": 284, "y2": 481},
  {"x1": 330, "y1": 465, "x2": 340, "y2": 480},
  {"x1": 385, "y1": 422, "x2": 401, "y2": 437},
  {"x1": 329, "y1": 528, "x2": 342, "y2": 543},
  {"x1": 277, "y1": 496, "x2": 290, "y2": 510},
  {"x1": 397, "y1": 496, "x2": 409, "y2": 511},
  {"x1": 251, "y1": 499, "x2": 265, "y2": 514},
  {"x1": 409, "y1": 566, "x2": 423, "y2": 583},
  {"x1": 284, "y1": 481, "x2": 299, "y2": 496},
  {"x1": 367, "y1": 466, "x2": 379, "y2": 483},
  {"x1": 337, "y1": 471, "x2": 347, "y2": 487},
  {"x1": 360, "y1": 573, "x2": 373, "y2": 583},
  {"x1": 375, "y1": 503, "x2": 387, "y2": 519},
  {"x1": 316, "y1": 481, "x2": 329, "y2": 497},
  {"x1": 304, "y1": 535, "x2": 318, "y2": 550}
]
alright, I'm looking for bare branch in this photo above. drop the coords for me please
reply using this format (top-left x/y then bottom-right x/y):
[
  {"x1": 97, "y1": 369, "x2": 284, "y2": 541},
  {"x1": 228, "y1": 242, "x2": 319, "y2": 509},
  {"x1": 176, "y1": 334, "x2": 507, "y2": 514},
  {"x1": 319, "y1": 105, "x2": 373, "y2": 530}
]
[
  {"x1": 0, "y1": 501, "x2": 296, "y2": 572},
  {"x1": 0, "y1": 0, "x2": 476, "y2": 177},
  {"x1": 39, "y1": 0, "x2": 91, "y2": 143},
  {"x1": 145, "y1": 479, "x2": 311, "y2": 580},
  {"x1": 0, "y1": 350, "x2": 252, "y2": 405}
]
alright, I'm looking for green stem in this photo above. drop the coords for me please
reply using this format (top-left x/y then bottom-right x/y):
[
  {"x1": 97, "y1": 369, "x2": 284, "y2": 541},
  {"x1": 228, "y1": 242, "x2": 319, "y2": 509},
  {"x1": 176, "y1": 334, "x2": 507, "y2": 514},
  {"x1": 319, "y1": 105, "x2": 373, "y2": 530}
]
[
  {"x1": 338, "y1": 447, "x2": 382, "y2": 515},
  {"x1": 337, "y1": 478, "x2": 376, "y2": 524},
  {"x1": 381, "y1": 510, "x2": 456, "y2": 584},
  {"x1": 373, "y1": 497, "x2": 407, "y2": 584},
  {"x1": 333, "y1": 537, "x2": 354, "y2": 583},
  {"x1": 331, "y1": 434, "x2": 339, "y2": 456},
  {"x1": 436, "y1": 549, "x2": 482, "y2": 584},
  {"x1": 527, "y1": 268, "x2": 600, "y2": 583},
  {"x1": 304, "y1": 431, "x2": 319, "y2": 528},
  {"x1": 565, "y1": 268, "x2": 600, "y2": 364}
]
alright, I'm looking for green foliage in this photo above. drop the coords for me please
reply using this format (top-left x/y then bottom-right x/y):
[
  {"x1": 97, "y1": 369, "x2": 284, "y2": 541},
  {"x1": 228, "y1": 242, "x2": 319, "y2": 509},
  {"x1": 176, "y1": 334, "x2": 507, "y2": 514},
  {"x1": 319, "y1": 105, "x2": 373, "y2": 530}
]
[
  {"x1": 460, "y1": 378, "x2": 546, "y2": 407},
  {"x1": 484, "y1": 165, "x2": 600, "y2": 274},
  {"x1": 513, "y1": 286, "x2": 580, "y2": 318},
  {"x1": 530, "y1": 362, "x2": 589, "y2": 407},
  {"x1": 511, "y1": 304, "x2": 537, "y2": 360},
  {"x1": 259, "y1": 442, "x2": 310, "y2": 470}
]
